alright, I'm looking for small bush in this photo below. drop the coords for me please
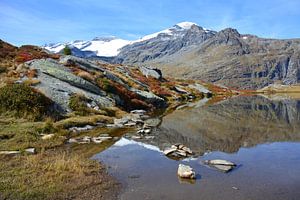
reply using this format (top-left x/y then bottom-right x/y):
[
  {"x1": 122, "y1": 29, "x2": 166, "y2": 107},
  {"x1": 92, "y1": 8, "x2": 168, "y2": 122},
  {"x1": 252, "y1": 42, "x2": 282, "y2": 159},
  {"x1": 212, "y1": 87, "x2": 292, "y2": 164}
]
[
  {"x1": 69, "y1": 94, "x2": 90, "y2": 115},
  {"x1": 63, "y1": 46, "x2": 72, "y2": 55},
  {"x1": 0, "y1": 83, "x2": 54, "y2": 120},
  {"x1": 68, "y1": 94, "x2": 106, "y2": 116}
]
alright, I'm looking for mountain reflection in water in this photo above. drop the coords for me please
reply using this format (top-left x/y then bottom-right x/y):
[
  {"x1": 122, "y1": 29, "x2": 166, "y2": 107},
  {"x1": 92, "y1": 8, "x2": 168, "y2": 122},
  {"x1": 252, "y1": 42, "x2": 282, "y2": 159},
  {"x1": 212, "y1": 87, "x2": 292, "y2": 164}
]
[{"x1": 148, "y1": 95, "x2": 300, "y2": 154}]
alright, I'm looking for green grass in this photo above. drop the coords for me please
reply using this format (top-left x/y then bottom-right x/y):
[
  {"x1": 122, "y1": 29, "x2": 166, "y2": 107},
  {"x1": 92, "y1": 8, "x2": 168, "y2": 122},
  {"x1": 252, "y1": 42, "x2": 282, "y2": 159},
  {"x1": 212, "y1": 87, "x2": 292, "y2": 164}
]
[{"x1": 0, "y1": 118, "x2": 66, "y2": 151}]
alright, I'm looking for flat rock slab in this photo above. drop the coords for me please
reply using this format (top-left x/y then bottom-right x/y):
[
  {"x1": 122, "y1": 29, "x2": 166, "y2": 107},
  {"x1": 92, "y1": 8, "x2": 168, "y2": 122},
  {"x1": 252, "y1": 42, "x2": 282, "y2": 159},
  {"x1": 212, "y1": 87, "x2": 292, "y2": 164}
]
[{"x1": 204, "y1": 159, "x2": 237, "y2": 173}]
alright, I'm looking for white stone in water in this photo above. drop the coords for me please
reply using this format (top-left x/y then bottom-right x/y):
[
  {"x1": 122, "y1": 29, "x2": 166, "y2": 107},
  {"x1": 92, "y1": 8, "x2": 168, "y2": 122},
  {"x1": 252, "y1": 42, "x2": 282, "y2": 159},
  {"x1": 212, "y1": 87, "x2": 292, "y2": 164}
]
[{"x1": 177, "y1": 164, "x2": 196, "y2": 179}]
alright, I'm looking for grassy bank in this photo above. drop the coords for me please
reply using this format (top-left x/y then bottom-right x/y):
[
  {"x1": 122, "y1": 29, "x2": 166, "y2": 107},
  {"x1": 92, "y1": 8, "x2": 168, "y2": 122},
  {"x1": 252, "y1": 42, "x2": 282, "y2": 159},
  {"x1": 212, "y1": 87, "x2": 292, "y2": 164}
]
[{"x1": 0, "y1": 118, "x2": 120, "y2": 200}]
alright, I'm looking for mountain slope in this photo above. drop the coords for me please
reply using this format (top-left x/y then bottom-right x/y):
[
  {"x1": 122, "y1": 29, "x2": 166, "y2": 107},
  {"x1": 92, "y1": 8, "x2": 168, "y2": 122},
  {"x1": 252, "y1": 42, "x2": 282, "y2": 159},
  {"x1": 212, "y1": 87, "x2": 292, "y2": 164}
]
[{"x1": 115, "y1": 27, "x2": 300, "y2": 89}]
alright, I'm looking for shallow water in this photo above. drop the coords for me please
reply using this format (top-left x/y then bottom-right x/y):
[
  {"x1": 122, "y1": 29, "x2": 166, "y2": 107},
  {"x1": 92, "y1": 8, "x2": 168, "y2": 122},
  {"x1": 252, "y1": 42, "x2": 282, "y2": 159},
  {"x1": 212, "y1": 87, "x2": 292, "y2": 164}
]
[{"x1": 92, "y1": 95, "x2": 300, "y2": 200}]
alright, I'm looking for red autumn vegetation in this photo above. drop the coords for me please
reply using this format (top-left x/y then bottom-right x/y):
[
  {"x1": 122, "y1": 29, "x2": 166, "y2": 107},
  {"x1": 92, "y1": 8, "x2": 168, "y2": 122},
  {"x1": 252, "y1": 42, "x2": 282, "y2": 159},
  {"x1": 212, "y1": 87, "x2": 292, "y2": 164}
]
[{"x1": 97, "y1": 77, "x2": 152, "y2": 111}]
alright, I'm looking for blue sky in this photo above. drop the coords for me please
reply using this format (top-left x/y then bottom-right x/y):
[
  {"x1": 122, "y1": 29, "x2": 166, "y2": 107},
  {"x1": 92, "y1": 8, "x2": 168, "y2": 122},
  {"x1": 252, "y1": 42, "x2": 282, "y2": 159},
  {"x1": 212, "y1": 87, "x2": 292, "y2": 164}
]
[{"x1": 1, "y1": 0, "x2": 300, "y2": 46}]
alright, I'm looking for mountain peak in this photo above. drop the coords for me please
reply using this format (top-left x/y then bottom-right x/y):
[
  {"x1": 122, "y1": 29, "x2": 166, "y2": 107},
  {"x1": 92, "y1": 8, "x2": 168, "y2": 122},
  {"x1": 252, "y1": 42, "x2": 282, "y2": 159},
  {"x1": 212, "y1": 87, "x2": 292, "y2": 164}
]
[{"x1": 175, "y1": 22, "x2": 198, "y2": 29}]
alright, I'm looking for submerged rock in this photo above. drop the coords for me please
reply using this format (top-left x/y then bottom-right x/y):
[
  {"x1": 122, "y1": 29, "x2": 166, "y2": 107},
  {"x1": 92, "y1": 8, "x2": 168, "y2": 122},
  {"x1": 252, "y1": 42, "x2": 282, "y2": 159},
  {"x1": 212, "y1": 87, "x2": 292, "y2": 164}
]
[
  {"x1": 177, "y1": 164, "x2": 196, "y2": 179},
  {"x1": 204, "y1": 159, "x2": 236, "y2": 166},
  {"x1": 204, "y1": 159, "x2": 237, "y2": 173}
]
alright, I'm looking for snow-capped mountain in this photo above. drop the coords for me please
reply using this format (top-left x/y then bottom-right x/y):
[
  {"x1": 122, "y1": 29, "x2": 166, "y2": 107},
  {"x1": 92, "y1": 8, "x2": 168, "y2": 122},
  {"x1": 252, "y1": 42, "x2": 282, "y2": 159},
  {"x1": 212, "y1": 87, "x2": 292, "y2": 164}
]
[
  {"x1": 43, "y1": 22, "x2": 213, "y2": 58},
  {"x1": 43, "y1": 36, "x2": 131, "y2": 57}
]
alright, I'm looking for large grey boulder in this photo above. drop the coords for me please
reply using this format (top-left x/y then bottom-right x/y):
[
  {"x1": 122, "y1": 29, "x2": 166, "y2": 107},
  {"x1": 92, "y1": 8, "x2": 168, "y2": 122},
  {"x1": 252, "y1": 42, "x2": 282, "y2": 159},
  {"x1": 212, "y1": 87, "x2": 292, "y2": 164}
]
[
  {"x1": 25, "y1": 59, "x2": 114, "y2": 113},
  {"x1": 27, "y1": 59, "x2": 103, "y2": 95},
  {"x1": 139, "y1": 66, "x2": 162, "y2": 80},
  {"x1": 131, "y1": 89, "x2": 166, "y2": 108}
]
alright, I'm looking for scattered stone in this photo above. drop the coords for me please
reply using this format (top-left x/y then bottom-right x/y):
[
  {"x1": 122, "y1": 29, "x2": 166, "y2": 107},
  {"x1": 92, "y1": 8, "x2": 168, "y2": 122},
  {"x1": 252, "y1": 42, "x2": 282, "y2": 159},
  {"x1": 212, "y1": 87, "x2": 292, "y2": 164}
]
[
  {"x1": 25, "y1": 148, "x2": 36, "y2": 154},
  {"x1": 124, "y1": 122, "x2": 137, "y2": 127},
  {"x1": 69, "y1": 125, "x2": 94, "y2": 133},
  {"x1": 0, "y1": 148, "x2": 35, "y2": 155},
  {"x1": 41, "y1": 134, "x2": 55, "y2": 140},
  {"x1": 68, "y1": 135, "x2": 112, "y2": 144},
  {"x1": 130, "y1": 110, "x2": 147, "y2": 115},
  {"x1": 177, "y1": 164, "x2": 196, "y2": 179},
  {"x1": 68, "y1": 138, "x2": 78, "y2": 143},
  {"x1": 91, "y1": 137, "x2": 102, "y2": 144},
  {"x1": 174, "y1": 86, "x2": 188, "y2": 94},
  {"x1": 164, "y1": 144, "x2": 193, "y2": 158},
  {"x1": 0, "y1": 150, "x2": 20, "y2": 155}
]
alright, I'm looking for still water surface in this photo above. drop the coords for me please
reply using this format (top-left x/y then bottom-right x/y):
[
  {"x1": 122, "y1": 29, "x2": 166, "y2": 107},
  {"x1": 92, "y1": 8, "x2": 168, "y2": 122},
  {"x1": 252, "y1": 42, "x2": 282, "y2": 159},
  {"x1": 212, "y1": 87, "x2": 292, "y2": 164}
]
[{"x1": 93, "y1": 95, "x2": 300, "y2": 200}]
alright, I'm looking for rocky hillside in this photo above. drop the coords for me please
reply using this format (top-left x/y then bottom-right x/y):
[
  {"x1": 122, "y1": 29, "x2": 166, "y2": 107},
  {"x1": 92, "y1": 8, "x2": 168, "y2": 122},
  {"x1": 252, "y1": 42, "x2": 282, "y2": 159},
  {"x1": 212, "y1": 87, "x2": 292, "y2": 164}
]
[
  {"x1": 1, "y1": 40, "x2": 236, "y2": 121},
  {"x1": 115, "y1": 27, "x2": 300, "y2": 90}
]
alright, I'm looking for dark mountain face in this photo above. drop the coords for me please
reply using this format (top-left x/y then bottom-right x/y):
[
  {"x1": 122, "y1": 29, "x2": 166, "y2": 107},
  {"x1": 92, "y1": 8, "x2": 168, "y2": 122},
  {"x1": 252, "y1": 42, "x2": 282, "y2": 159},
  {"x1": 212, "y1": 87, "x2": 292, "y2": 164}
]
[
  {"x1": 114, "y1": 25, "x2": 216, "y2": 64},
  {"x1": 114, "y1": 26, "x2": 300, "y2": 89}
]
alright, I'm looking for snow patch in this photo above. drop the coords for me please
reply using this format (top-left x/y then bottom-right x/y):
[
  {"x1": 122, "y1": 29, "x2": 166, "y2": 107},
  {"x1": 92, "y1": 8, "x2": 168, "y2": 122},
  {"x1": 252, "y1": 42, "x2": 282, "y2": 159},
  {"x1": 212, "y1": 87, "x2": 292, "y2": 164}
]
[{"x1": 83, "y1": 39, "x2": 131, "y2": 57}]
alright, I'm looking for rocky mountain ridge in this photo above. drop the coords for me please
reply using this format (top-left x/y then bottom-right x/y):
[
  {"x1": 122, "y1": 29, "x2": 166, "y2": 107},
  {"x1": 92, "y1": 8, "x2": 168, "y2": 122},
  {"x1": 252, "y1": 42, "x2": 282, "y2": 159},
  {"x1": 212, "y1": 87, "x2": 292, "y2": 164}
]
[{"x1": 42, "y1": 22, "x2": 300, "y2": 89}]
